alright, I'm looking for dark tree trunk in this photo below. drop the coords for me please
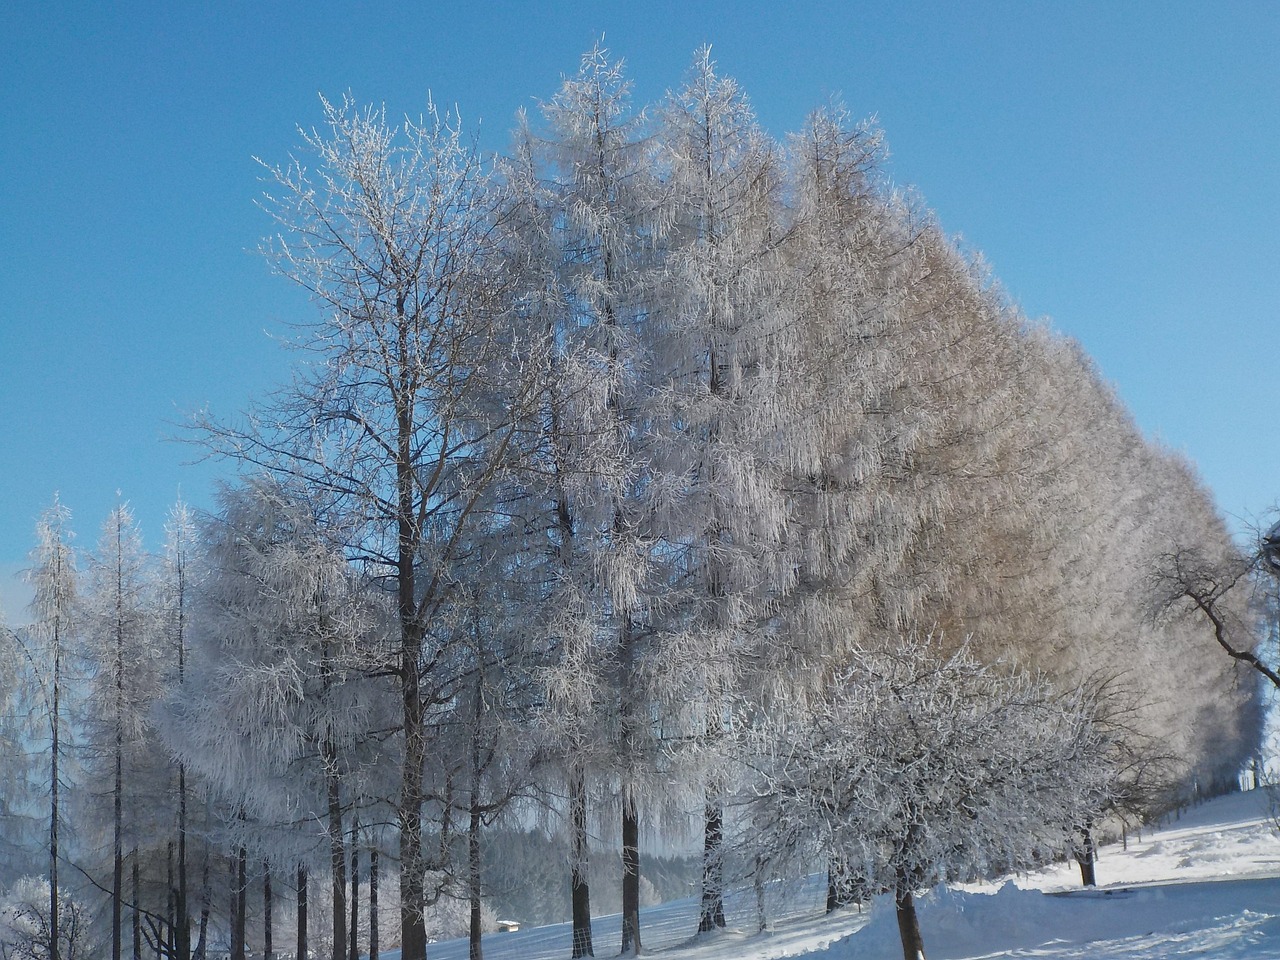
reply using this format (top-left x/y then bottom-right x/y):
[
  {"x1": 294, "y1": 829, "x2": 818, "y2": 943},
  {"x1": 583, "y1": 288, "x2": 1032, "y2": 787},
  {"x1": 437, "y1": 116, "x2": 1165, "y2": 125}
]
[
  {"x1": 1077, "y1": 823, "x2": 1097, "y2": 887},
  {"x1": 296, "y1": 866, "x2": 308, "y2": 960},
  {"x1": 469, "y1": 803, "x2": 483, "y2": 960},
  {"x1": 231, "y1": 847, "x2": 247, "y2": 960},
  {"x1": 349, "y1": 828, "x2": 359, "y2": 960},
  {"x1": 697, "y1": 802, "x2": 725, "y2": 933},
  {"x1": 132, "y1": 854, "x2": 141, "y2": 960},
  {"x1": 826, "y1": 856, "x2": 860, "y2": 912},
  {"x1": 263, "y1": 861, "x2": 273, "y2": 960},
  {"x1": 894, "y1": 876, "x2": 925, "y2": 960},
  {"x1": 620, "y1": 793, "x2": 641, "y2": 956},
  {"x1": 193, "y1": 855, "x2": 210, "y2": 960},
  {"x1": 569, "y1": 768, "x2": 593, "y2": 959},
  {"x1": 329, "y1": 771, "x2": 347, "y2": 960},
  {"x1": 369, "y1": 848, "x2": 378, "y2": 960}
]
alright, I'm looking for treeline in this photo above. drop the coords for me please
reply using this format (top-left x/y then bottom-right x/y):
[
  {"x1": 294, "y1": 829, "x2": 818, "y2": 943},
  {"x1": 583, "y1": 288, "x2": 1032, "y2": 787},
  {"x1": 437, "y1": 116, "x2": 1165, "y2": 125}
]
[{"x1": 0, "y1": 44, "x2": 1267, "y2": 960}]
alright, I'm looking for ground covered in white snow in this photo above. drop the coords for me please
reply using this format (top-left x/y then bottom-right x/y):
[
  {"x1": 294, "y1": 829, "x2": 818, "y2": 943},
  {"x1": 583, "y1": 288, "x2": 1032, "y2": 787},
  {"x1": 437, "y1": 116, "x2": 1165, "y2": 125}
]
[{"x1": 397, "y1": 788, "x2": 1280, "y2": 960}]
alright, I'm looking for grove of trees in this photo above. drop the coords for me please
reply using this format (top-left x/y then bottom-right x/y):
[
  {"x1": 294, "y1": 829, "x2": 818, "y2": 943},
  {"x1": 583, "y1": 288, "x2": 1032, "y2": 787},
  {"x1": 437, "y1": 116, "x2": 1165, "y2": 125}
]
[{"x1": 0, "y1": 46, "x2": 1269, "y2": 960}]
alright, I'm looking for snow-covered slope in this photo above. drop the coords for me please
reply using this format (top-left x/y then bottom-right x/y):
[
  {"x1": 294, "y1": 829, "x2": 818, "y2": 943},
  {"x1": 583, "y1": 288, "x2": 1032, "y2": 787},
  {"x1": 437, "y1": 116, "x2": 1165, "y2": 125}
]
[{"x1": 384, "y1": 787, "x2": 1280, "y2": 960}]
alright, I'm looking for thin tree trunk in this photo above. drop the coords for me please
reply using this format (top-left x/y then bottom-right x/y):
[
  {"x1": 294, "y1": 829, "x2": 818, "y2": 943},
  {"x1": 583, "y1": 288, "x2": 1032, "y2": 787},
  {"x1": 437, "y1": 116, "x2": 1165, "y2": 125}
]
[
  {"x1": 50, "y1": 630, "x2": 60, "y2": 960},
  {"x1": 329, "y1": 767, "x2": 347, "y2": 960},
  {"x1": 296, "y1": 866, "x2": 308, "y2": 960},
  {"x1": 263, "y1": 860, "x2": 273, "y2": 960},
  {"x1": 132, "y1": 854, "x2": 141, "y2": 960},
  {"x1": 349, "y1": 826, "x2": 359, "y2": 960},
  {"x1": 697, "y1": 802, "x2": 725, "y2": 932},
  {"x1": 569, "y1": 767, "x2": 593, "y2": 959},
  {"x1": 231, "y1": 846, "x2": 247, "y2": 960},
  {"x1": 469, "y1": 801, "x2": 483, "y2": 960},
  {"x1": 193, "y1": 854, "x2": 209, "y2": 960},
  {"x1": 368, "y1": 848, "x2": 378, "y2": 960},
  {"x1": 620, "y1": 792, "x2": 641, "y2": 956}
]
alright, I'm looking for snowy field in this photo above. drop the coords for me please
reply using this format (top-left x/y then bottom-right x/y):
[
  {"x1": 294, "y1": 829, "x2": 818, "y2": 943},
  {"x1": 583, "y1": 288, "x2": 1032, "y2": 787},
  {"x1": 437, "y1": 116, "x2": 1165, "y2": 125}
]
[{"x1": 387, "y1": 787, "x2": 1280, "y2": 960}]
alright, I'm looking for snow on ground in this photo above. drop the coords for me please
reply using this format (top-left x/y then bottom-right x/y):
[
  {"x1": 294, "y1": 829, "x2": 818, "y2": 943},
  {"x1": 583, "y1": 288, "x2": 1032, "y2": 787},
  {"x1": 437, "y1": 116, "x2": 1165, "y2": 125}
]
[{"x1": 385, "y1": 787, "x2": 1280, "y2": 960}]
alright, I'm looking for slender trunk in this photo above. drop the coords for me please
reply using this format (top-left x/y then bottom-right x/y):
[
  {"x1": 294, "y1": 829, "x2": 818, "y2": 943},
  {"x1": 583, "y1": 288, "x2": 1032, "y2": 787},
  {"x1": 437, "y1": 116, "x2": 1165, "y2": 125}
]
[
  {"x1": 50, "y1": 632, "x2": 60, "y2": 960},
  {"x1": 752, "y1": 856, "x2": 767, "y2": 933},
  {"x1": 349, "y1": 826, "x2": 359, "y2": 960},
  {"x1": 697, "y1": 802, "x2": 725, "y2": 932},
  {"x1": 620, "y1": 792, "x2": 641, "y2": 956},
  {"x1": 167, "y1": 843, "x2": 175, "y2": 960},
  {"x1": 175, "y1": 538, "x2": 191, "y2": 960},
  {"x1": 329, "y1": 767, "x2": 347, "y2": 960},
  {"x1": 894, "y1": 874, "x2": 925, "y2": 960},
  {"x1": 468, "y1": 801, "x2": 483, "y2": 960},
  {"x1": 569, "y1": 768, "x2": 593, "y2": 959},
  {"x1": 114, "y1": 549, "x2": 126, "y2": 960},
  {"x1": 368, "y1": 848, "x2": 378, "y2": 960},
  {"x1": 263, "y1": 860, "x2": 273, "y2": 960},
  {"x1": 231, "y1": 846, "x2": 247, "y2": 960},
  {"x1": 114, "y1": 681, "x2": 124, "y2": 960},
  {"x1": 193, "y1": 854, "x2": 209, "y2": 960},
  {"x1": 296, "y1": 866, "x2": 308, "y2": 960},
  {"x1": 132, "y1": 854, "x2": 141, "y2": 960}
]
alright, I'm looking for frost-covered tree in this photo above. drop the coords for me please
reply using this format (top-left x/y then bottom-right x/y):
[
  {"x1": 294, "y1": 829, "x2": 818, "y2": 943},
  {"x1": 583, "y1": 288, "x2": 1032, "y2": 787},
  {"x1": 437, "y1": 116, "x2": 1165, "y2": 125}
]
[
  {"x1": 166, "y1": 478, "x2": 391, "y2": 960},
  {"x1": 198, "y1": 93, "x2": 546, "y2": 960},
  {"x1": 647, "y1": 48, "x2": 794, "y2": 934},
  {"x1": 0, "y1": 877, "x2": 91, "y2": 960},
  {"x1": 77, "y1": 502, "x2": 157, "y2": 960},
  {"x1": 512, "y1": 45, "x2": 668, "y2": 957},
  {"x1": 23, "y1": 499, "x2": 78, "y2": 960},
  {"x1": 740, "y1": 639, "x2": 1113, "y2": 960}
]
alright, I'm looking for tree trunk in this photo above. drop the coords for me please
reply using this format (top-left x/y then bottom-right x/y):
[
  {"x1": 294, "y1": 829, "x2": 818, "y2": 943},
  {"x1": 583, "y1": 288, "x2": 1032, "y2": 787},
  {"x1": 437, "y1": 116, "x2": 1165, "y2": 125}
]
[
  {"x1": 894, "y1": 876, "x2": 925, "y2": 960},
  {"x1": 193, "y1": 854, "x2": 210, "y2": 960},
  {"x1": 263, "y1": 861, "x2": 274, "y2": 960},
  {"x1": 1077, "y1": 823, "x2": 1097, "y2": 887},
  {"x1": 752, "y1": 856, "x2": 767, "y2": 933},
  {"x1": 329, "y1": 769, "x2": 347, "y2": 960},
  {"x1": 368, "y1": 848, "x2": 378, "y2": 960},
  {"x1": 569, "y1": 768, "x2": 593, "y2": 959},
  {"x1": 132, "y1": 855, "x2": 141, "y2": 960},
  {"x1": 296, "y1": 866, "x2": 308, "y2": 960},
  {"x1": 231, "y1": 846, "x2": 247, "y2": 960},
  {"x1": 697, "y1": 802, "x2": 725, "y2": 932},
  {"x1": 620, "y1": 792, "x2": 641, "y2": 956},
  {"x1": 349, "y1": 828, "x2": 359, "y2": 960},
  {"x1": 50, "y1": 619, "x2": 61, "y2": 960},
  {"x1": 469, "y1": 802, "x2": 483, "y2": 960}
]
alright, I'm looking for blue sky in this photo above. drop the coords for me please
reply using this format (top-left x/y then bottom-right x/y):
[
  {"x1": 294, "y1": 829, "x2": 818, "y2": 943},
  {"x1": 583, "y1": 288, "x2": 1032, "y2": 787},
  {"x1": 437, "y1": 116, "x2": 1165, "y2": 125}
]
[{"x1": 2, "y1": 2, "x2": 1277, "y2": 620}]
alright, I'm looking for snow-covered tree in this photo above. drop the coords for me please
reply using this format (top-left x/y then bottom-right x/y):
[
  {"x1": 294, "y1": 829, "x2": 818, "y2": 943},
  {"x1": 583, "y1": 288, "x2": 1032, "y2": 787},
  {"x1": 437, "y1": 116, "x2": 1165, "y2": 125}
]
[
  {"x1": 166, "y1": 477, "x2": 392, "y2": 960},
  {"x1": 198, "y1": 91, "x2": 548, "y2": 960},
  {"x1": 739, "y1": 638, "x2": 1114, "y2": 960},
  {"x1": 0, "y1": 877, "x2": 91, "y2": 960},
  {"x1": 22, "y1": 499, "x2": 78, "y2": 960},
  {"x1": 77, "y1": 502, "x2": 157, "y2": 960}
]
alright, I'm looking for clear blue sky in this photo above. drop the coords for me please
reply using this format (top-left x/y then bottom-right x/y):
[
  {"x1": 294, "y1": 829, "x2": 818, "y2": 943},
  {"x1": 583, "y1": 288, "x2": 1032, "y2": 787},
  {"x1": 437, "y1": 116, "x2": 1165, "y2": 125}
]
[{"x1": 2, "y1": 1, "x2": 1277, "y2": 620}]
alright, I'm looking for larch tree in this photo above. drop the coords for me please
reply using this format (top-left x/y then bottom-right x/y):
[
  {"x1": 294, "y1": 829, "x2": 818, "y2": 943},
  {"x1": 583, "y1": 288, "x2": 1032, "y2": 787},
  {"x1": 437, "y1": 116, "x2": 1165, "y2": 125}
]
[
  {"x1": 198, "y1": 94, "x2": 547, "y2": 960},
  {"x1": 648, "y1": 48, "x2": 792, "y2": 935},
  {"x1": 78, "y1": 502, "x2": 157, "y2": 960},
  {"x1": 517, "y1": 45, "x2": 666, "y2": 957},
  {"x1": 23, "y1": 498, "x2": 79, "y2": 960}
]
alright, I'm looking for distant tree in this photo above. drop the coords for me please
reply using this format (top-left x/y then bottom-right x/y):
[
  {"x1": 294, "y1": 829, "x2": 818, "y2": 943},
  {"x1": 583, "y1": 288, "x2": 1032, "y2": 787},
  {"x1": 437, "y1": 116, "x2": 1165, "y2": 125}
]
[
  {"x1": 78, "y1": 502, "x2": 157, "y2": 960},
  {"x1": 23, "y1": 499, "x2": 78, "y2": 960},
  {"x1": 0, "y1": 877, "x2": 90, "y2": 960}
]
